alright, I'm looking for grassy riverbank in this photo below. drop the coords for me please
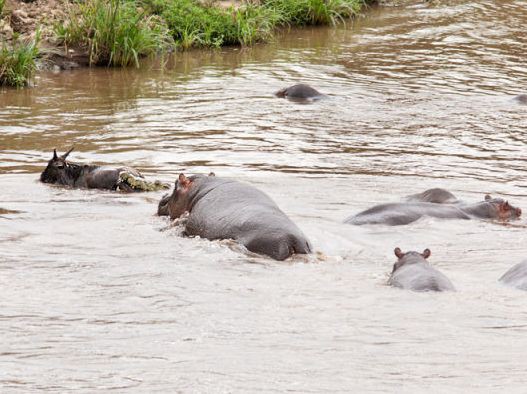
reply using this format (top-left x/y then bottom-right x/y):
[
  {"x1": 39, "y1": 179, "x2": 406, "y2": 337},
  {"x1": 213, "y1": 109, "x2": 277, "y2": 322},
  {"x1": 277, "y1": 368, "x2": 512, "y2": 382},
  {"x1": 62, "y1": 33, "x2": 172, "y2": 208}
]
[
  {"x1": 0, "y1": 0, "x2": 373, "y2": 87},
  {"x1": 0, "y1": 32, "x2": 40, "y2": 88}
]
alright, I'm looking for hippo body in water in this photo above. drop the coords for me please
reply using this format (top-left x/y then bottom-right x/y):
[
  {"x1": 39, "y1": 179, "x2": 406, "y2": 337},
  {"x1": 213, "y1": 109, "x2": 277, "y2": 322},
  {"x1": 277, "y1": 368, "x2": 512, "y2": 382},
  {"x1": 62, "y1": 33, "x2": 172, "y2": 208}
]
[
  {"x1": 160, "y1": 174, "x2": 312, "y2": 261},
  {"x1": 499, "y1": 260, "x2": 527, "y2": 290},
  {"x1": 345, "y1": 202, "x2": 470, "y2": 225},
  {"x1": 346, "y1": 195, "x2": 521, "y2": 226},
  {"x1": 514, "y1": 94, "x2": 527, "y2": 104},
  {"x1": 388, "y1": 248, "x2": 455, "y2": 292},
  {"x1": 275, "y1": 84, "x2": 324, "y2": 101},
  {"x1": 405, "y1": 188, "x2": 459, "y2": 204},
  {"x1": 40, "y1": 148, "x2": 167, "y2": 192}
]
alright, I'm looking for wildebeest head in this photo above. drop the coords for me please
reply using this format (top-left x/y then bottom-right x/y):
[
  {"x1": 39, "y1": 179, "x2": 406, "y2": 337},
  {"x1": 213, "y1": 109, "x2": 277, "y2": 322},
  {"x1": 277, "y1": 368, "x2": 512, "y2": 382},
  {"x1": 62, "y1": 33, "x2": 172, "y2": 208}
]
[
  {"x1": 392, "y1": 247, "x2": 431, "y2": 273},
  {"x1": 40, "y1": 147, "x2": 75, "y2": 185}
]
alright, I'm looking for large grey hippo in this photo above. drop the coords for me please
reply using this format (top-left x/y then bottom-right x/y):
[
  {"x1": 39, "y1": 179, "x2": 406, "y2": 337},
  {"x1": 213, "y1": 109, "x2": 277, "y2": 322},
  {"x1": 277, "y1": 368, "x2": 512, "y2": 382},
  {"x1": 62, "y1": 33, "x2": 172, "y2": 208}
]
[
  {"x1": 275, "y1": 84, "x2": 325, "y2": 101},
  {"x1": 40, "y1": 148, "x2": 167, "y2": 192},
  {"x1": 499, "y1": 260, "x2": 527, "y2": 290},
  {"x1": 345, "y1": 194, "x2": 521, "y2": 226},
  {"x1": 158, "y1": 173, "x2": 312, "y2": 261},
  {"x1": 388, "y1": 248, "x2": 455, "y2": 292}
]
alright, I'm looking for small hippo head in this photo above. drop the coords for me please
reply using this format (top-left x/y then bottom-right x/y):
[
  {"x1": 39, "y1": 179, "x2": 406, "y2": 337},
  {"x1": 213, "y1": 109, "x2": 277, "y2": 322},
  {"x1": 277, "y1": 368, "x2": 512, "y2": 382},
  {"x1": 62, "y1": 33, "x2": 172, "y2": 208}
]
[
  {"x1": 392, "y1": 247, "x2": 431, "y2": 273},
  {"x1": 483, "y1": 195, "x2": 522, "y2": 221},
  {"x1": 40, "y1": 147, "x2": 75, "y2": 185},
  {"x1": 274, "y1": 88, "x2": 287, "y2": 98},
  {"x1": 166, "y1": 173, "x2": 194, "y2": 219},
  {"x1": 166, "y1": 172, "x2": 216, "y2": 219}
]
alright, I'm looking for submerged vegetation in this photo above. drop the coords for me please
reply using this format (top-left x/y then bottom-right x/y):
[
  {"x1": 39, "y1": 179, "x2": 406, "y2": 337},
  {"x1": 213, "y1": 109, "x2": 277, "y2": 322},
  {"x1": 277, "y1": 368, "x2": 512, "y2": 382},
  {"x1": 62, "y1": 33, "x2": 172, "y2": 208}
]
[{"x1": 0, "y1": 31, "x2": 40, "y2": 88}]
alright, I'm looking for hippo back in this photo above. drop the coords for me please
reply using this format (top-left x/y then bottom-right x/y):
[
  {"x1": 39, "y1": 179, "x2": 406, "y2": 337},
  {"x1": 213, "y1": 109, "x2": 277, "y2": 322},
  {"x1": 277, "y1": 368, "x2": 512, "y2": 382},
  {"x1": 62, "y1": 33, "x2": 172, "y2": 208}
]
[
  {"x1": 185, "y1": 177, "x2": 311, "y2": 259},
  {"x1": 345, "y1": 202, "x2": 470, "y2": 226},
  {"x1": 388, "y1": 263, "x2": 455, "y2": 292},
  {"x1": 499, "y1": 261, "x2": 527, "y2": 290},
  {"x1": 405, "y1": 188, "x2": 459, "y2": 204}
]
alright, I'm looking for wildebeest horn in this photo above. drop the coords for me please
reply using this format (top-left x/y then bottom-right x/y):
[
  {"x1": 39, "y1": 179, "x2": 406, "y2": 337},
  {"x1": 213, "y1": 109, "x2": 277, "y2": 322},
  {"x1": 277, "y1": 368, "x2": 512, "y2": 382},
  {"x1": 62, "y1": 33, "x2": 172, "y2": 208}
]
[
  {"x1": 61, "y1": 146, "x2": 74, "y2": 160},
  {"x1": 53, "y1": 149, "x2": 58, "y2": 159}
]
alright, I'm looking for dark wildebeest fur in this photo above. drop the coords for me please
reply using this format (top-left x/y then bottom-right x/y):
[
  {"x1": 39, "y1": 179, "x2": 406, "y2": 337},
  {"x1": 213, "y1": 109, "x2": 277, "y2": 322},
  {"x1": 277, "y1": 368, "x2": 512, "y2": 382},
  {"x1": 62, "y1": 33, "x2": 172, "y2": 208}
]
[{"x1": 40, "y1": 148, "x2": 143, "y2": 192}]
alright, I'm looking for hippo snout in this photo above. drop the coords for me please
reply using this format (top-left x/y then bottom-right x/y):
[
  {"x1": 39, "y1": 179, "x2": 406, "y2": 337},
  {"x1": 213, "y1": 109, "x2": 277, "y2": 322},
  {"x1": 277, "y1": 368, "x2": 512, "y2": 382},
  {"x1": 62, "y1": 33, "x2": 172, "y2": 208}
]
[{"x1": 516, "y1": 207, "x2": 522, "y2": 217}]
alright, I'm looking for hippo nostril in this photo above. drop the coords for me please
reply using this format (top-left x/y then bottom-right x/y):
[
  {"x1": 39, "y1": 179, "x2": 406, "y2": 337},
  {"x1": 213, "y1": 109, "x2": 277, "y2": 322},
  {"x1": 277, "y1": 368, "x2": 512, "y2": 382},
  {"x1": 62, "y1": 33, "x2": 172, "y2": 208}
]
[{"x1": 517, "y1": 208, "x2": 522, "y2": 217}]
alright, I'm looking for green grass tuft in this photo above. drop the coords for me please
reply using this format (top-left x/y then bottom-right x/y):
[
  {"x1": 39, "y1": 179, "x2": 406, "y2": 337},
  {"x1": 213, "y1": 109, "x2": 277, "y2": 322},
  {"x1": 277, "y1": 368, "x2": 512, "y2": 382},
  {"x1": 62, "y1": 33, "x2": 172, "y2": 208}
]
[
  {"x1": 263, "y1": 0, "x2": 365, "y2": 26},
  {"x1": 143, "y1": 0, "x2": 368, "y2": 50},
  {"x1": 143, "y1": 0, "x2": 285, "y2": 48},
  {"x1": 0, "y1": 31, "x2": 40, "y2": 88},
  {"x1": 55, "y1": 0, "x2": 173, "y2": 67}
]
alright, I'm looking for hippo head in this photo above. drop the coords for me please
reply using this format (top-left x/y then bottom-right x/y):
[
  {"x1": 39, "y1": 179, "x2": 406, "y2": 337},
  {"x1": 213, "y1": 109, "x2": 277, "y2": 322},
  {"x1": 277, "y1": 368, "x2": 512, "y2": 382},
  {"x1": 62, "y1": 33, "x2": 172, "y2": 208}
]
[
  {"x1": 484, "y1": 195, "x2": 522, "y2": 221},
  {"x1": 40, "y1": 147, "x2": 75, "y2": 185},
  {"x1": 274, "y1": 88, "x2": 287, "y2": 98},
  {"x1": 392, "y1": 247, "x2": 431, "y2": 273},
  {"x1": 166, "y1": 174, "x2": 193, "y2": 219},
  {"x1": 166, "y1": 172, "x2": 216, "y2": 219}
]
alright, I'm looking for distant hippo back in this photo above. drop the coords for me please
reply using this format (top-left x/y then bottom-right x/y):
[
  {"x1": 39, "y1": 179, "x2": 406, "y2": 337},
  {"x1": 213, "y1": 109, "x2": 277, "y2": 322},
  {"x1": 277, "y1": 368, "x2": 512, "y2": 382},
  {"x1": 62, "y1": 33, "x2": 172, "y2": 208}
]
[
  {"x1": 275, "y1": 84, "x2": 324, "y2": 100},
  {"x1": 499, "y1": 261, "x2": 527, "y2": 290},
  {"x1": 514, "y1": 94, "x2": 527, "y2": 104},
  {"x1": 388, "y1": 248, "x2": 455, "y2": 292},
  {"x1": 405, "y1": 188, "x2": 459, "y2": 204}
]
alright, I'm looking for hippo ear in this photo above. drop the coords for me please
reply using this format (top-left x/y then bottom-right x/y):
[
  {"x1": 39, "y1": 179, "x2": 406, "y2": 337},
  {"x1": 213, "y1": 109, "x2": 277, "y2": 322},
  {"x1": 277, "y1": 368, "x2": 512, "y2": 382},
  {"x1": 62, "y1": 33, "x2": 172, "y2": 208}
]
[
  {"x1": 422, "y1": 249, "x2": 431, "y2": 259},
  {"x1": 178, "y1": 173, "x2": 191, "y2": 189},
  {"x1": 53, "y1": 149, "x2": 58, "y2": 160},
  {"x1": 208, "y1": 172, "x2": 215, "y2": 177},
  {"x1": 394, "y1": 247, "x2": 404, "y2": 259},
  {"x1": 61, "y1": 146, "x2": 74, "y2": 160},
  {"x1": 485, "y1": 194, "x2": 492, "y2": 201}
]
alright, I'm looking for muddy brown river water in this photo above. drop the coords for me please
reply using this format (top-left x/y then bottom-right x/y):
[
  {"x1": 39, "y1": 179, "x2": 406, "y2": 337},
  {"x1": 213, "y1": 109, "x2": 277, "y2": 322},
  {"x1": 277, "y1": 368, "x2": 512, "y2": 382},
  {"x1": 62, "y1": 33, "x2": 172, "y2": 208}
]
[{"x1": 1, "y1": 1, "x2": 527, "y2": 392}]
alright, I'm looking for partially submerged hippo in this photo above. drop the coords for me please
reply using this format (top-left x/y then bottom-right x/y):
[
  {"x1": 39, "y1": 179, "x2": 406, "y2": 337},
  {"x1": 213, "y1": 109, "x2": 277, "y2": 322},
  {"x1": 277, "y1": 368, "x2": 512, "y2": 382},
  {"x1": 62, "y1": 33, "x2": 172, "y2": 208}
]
[
  {"x1": 499, "y1": 260, "x2": 527, "y2": 290},
  {"x1": 388, "y1": 248, "x2": 455, "y2": 292},
  {"x1": 275, "y1": 84, "x2": 324, "y2": 101},
  {"x1": 346, "y1": 194, "x2": 521, "y2": 226},
  {"x1": 159, "y1": 173, "x2": 312, "y2": 261},
  {"x1": 40, "y1": 148, "x2": 168, "y2": 192},
  {"x1": 459, "y1": 195, "x2": 521, "y2": 221},
  {"x1": 345, "y1": 202, "x2": 470, "y2": 225},
  {"x1": 405, "y1": 188, "x2": 459, "y2": 204},
  {"x1": 514, "y1": 94, "x2": 527, "y2": 104}
]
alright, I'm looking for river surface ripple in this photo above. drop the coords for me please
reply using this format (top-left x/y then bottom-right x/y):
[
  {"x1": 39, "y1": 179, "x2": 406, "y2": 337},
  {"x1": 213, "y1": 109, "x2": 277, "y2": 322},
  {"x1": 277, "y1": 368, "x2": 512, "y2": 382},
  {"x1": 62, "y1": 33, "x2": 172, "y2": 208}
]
[{"x1": 1, "y1": 1, "x2": 527, "y2": 392}]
